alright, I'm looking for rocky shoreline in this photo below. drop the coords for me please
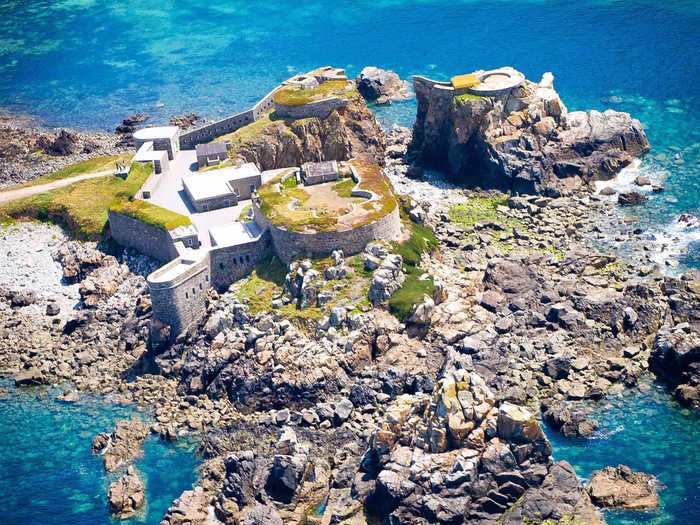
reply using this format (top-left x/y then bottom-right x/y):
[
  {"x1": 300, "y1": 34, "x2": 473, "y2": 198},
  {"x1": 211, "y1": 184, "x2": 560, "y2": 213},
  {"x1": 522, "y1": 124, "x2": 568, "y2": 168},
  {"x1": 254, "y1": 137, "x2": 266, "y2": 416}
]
[{"x1": 1, "y1": 68, "x2": 698, "y2": 524}]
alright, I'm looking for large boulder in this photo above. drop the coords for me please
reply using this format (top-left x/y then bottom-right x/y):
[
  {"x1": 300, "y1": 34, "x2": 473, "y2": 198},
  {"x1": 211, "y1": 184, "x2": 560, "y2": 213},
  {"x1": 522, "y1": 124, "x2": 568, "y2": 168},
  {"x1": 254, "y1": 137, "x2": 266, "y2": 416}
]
[
  {"x1": 356, "y1": 66, "x2": 410, "y2": 104},
  {"x1": 94, "y1": 419, "x2": 149, "y2": 472},
  {"x1": 368, "y1": 254, "x2": 405, "y2": 305},
  {"x1": 108, "y1": 466, "x2": 145, "y2": 519},
  {"x1": 497, "y1": 402, "x2": 545, "y2": 444},
  {"x1": 160, "y1": 487, "x2": 212, "y2": 525},
  {"x1": 587, "y1": 465, "x2": 659, "y2": 510}
]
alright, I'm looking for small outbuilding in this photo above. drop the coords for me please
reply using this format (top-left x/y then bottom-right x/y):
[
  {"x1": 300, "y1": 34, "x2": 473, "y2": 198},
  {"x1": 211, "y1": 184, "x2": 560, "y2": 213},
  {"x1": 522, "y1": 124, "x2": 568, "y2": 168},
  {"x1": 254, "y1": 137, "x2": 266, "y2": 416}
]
[
  {"x1": 196, "y1": 142, "x2": 228, "y2": 168},
  {"x1": 301, "y1": 160, "x2": 339, "y2": 186},
  {"x1": 182, "y1": 163, "x2": 262, "y2": 212},
  {"x1": 133, "y1": 126, "x2": 180, "y2": 160}
]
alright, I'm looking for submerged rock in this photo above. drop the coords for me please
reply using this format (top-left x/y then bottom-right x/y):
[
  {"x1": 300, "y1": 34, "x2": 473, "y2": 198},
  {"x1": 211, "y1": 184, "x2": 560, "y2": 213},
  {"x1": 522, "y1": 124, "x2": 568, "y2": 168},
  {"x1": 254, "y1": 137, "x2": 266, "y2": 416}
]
[
  {"x1": 618, "y1": 191, "x2": 649, "y2": 206},
  {"x1": 587, "y1": 464, "x2": 659, "y2": 510}
]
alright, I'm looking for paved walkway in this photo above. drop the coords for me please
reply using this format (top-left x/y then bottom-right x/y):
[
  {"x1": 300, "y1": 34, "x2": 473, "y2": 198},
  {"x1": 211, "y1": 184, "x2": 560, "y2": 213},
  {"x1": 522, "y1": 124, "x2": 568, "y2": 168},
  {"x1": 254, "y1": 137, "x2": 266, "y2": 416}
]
[{"x1": 0, "y1": 169, "x2": 114, "y2": 204}]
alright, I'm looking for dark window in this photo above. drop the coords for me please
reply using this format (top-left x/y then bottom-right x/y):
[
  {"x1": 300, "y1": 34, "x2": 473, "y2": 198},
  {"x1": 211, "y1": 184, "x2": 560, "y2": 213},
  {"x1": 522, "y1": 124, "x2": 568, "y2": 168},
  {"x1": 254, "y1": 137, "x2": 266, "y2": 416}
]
[
  {"x1": 199, "y1": 283, "x2": 202, "y2": 290},
  {"x1": 246, "y1": 254, "x2": 250, "y2": 263},
  {"x1": 219, "y1": 263, "x2": 224, "y2": 270},
  {"x1": 185, "y1": 292, "x2": 189, "y2": 299}
]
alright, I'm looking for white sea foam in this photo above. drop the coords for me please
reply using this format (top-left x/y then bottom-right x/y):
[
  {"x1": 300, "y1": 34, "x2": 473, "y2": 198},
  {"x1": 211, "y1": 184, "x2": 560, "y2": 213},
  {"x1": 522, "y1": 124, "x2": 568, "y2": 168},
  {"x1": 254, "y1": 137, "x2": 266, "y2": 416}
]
[{"x1": 593, "y1": 158, "x2": 667, "y2": 196}]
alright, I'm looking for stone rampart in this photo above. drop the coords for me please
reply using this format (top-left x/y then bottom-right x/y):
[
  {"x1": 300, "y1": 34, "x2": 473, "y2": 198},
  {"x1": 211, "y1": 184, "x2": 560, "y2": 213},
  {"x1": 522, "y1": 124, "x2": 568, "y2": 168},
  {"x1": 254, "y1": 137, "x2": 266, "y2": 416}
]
[
  {"x1": 209, "y1": 232, "x2": 272, "y2": 290},
  {"x1": 253, "y1": 202, "x2": 401, "y2": 263},
  {"x1": 108, "y1": 210, "x2": 179, "y2": 262},
  {"x1": 148, "y1": 253, "x2": 211, "y2": 335},
  {"x1": 274, "y1": 97, "x2": 347, "y2": 120},
  {"x1": 179, "y1": 85, "x2": 281, "y2": 150}
]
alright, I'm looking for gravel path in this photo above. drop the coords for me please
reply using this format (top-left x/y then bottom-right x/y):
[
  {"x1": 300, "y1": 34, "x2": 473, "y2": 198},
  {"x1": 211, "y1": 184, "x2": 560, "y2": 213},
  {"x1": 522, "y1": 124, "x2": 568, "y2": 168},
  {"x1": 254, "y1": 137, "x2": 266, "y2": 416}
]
[{"x1": 0, "y1": 169, "x2": 113, "y2": 204}]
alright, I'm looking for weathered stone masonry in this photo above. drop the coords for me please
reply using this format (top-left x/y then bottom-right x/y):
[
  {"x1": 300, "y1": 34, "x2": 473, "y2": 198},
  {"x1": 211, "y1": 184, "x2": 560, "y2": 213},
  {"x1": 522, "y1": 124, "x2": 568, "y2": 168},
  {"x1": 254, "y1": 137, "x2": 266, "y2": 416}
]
[
  {"x1": 252, "y1": 200, "x2": 402, "y2": 263},
  {"x1": 178, "y1": 86, "x2": 280, "y2": 150},
  {"x1": 108, "y1": 210, "x2": 179, "y2": 262},
  {"x1": 148, "y1": 255, "x2": 210, "y2": 335}
]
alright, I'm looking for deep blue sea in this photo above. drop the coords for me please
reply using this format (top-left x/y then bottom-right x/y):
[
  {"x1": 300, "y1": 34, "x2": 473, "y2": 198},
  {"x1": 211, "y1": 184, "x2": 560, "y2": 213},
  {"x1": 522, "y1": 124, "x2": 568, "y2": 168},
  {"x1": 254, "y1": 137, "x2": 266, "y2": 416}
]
[{"x1": 1, "y1": 1, "x2": 699, "y2": 523}]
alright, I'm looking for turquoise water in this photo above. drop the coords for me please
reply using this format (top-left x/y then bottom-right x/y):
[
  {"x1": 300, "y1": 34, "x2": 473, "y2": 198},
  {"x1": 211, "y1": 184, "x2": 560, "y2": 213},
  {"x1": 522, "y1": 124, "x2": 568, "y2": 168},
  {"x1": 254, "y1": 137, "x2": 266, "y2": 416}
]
[
  {"x1": 1, "y1": 2, "x2": 700, "y2": 523},
  {"x1": 1, "y1": 0, "x2": 698, "y2": 268},
  {"x1": 546, "y1": 380, "x2": 700, "y2": 525},
  {"x1": 0, "y1": 381, "x2": 199, "y2": 525}
]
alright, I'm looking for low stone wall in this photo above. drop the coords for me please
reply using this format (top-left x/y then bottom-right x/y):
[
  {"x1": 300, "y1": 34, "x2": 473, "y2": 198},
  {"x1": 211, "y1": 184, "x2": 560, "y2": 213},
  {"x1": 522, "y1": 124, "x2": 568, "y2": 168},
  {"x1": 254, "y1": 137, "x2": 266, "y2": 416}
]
[
  {"x1": 148, "y1": 254, "x2": 211, "y2": 335},
  {"x1": 274, "y1": 97, "x2": 347, "y2": 120},
  {"x1": 253, "y1": 202, "x2": 401, "y2": 263},
  {"x1": 108, "y1": 210, "x2": 179, "y2": 262},
  {"x1": 179, "y1": 85, "x2": 281, "y2": 150}
]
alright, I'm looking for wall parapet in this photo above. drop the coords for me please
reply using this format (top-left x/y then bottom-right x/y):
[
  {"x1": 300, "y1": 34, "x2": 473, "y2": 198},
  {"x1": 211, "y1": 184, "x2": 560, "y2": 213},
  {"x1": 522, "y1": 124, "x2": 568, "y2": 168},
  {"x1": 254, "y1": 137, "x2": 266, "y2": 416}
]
[{"x1": 179, "y1": 85, "x2": 282, "y2": 150}]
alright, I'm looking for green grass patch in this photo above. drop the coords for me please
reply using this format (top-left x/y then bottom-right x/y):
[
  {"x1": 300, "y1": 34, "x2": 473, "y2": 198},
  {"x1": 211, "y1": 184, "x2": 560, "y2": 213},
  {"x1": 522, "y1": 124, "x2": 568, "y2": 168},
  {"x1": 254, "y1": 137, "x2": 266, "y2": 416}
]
[
  {"x1": 235, "y1": 256, "x2": 287, "y2": 315},
  {"x1": 388, "y1": 208, "x2": 439, "y2": 321},
  {"x1": 0, "y1": 162, "x2": 153, "y2": 240},
  {"x1": 110, "y1": 199, "x2": 191, "y2": 231},
  {"x1": 389, "y1": 273, "x2": 434, "y2": 322},
  {"x1": 281, "y1": 175, "x2": 299, "y2": 189},
  {"x1": 13, "y1": 154, "x2": 133, "y2": 189},
  {"x1": 448, "y1": 195, "x2": 519, "y2": 229},
  {"x1": 454, "y1": 93, "x2": 485, "y2": 105},
  {"x1": 332, "y1": 178, "x2": 356, "y2": 198},
  {"x1": 273, "y1": 80, "x2": 351, "y2": 106}
]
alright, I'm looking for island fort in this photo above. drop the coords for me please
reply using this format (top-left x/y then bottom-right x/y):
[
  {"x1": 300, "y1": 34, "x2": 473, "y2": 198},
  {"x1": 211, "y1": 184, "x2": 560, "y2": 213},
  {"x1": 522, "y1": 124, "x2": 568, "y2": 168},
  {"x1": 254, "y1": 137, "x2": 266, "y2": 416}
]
[{"x1": 107, "y1": 67, "x2": 402, "y2": 336}]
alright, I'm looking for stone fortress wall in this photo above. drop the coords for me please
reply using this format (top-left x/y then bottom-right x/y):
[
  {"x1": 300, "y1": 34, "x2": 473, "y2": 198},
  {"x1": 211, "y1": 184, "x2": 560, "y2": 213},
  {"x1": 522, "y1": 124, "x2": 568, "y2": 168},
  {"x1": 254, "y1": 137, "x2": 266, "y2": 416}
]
[
  {"x1": 108, "y1": 210, "x2": 180, "y2": 262},
  {"x1": 114, "y1": 66, "x2": 404, "y2": 338},
  {"x1": 252, "y1": 200, "x2": 402, "y2": 264},
  {"x1": 178, "y1": 84, "x2": 281, "y2": 150},
  {"x1": 148, "y1": 254, "x2": 211, "y2": 335}
]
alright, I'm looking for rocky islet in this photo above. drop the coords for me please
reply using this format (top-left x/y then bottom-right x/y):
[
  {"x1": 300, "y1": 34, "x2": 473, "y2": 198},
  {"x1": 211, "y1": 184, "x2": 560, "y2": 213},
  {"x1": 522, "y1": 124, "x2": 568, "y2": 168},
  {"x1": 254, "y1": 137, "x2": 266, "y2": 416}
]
[{"x1": 0, "y1": 67, "x2": 698, "y2": 524}]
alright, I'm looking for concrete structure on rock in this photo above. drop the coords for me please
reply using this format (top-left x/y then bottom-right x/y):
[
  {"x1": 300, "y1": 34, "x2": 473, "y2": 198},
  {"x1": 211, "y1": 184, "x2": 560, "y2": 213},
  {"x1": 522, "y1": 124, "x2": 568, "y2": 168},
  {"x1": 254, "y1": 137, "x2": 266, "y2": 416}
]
[{"x1": 108, "y1": 66, "x2": 398, "y2": 339}]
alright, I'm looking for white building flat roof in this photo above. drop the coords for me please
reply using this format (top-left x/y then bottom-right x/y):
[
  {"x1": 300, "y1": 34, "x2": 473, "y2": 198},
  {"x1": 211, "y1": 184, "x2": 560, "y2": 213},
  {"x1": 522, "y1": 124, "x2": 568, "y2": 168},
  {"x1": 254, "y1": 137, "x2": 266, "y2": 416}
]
[
  {"x1": 209, "y1": 221, "x2": 263, "y2": 248},
  {"x1": 182, "y1": 163, "x2": 261, "y2": 202},
  {"x1": 133, "y1": 141, "x2": 168, "y2": 162},
  {"x1": 133, "y1": 126, "x2": 180, "y2": 141}
]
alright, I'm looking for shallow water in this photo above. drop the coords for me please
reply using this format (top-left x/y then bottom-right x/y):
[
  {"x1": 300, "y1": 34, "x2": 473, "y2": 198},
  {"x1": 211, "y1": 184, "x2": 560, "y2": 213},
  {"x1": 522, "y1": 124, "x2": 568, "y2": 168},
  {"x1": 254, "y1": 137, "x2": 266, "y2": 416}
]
[
  {"x1": 545, "y1": 380, "x2": 700, "y2": 525},
  {"x1": 1, "y1": 2, "x2": 700, "y2": 523},
  {"x1": 1, "y1": 0, "x2": 698, "y2": 270},
  {"x1": 0, "y1": 381, "x2": 199, "y2": 525}
]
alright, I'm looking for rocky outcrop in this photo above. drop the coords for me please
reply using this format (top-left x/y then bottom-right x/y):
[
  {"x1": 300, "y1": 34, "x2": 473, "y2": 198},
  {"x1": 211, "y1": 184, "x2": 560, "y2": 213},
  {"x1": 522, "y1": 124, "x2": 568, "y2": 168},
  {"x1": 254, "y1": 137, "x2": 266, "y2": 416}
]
[
  {"x1": 160, "y1": 486, "x2": 214, "y2": 525},
  {"x1": 368, "y1": 253, "x2": 405, "y2": 305},
  {"x1": 409, "y1": 70, "x2": 649, "y2": 195},
  {"x1": 108, "y1": 466, "x2": 145, "y2": 519},
  {"x1": 236, "y1": 94, "x2": 385, "y2": 169},
  {"x1": 587, "y1": 464, "x2": 659, "y2": 510},
  {"x1": 0, "y1": 112, "x2": 124, "y2": 188},
  {"x1": 356, "y1": 66, "x2": 411, "y2": 105},
  {"x1": 93, "y1": 419, "x2": 149, "y2": 472}
]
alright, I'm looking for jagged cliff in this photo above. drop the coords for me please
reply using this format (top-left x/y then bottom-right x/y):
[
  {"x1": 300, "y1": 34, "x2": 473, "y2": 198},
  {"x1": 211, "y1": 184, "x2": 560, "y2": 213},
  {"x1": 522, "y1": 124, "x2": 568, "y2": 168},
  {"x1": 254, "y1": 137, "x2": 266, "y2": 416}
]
[
  {"x1": 409, "y1": 70, "x2": 650, "y2": 195},
  {"x1": 234, "y1": 94, "x2": 386, "y2": 170}
]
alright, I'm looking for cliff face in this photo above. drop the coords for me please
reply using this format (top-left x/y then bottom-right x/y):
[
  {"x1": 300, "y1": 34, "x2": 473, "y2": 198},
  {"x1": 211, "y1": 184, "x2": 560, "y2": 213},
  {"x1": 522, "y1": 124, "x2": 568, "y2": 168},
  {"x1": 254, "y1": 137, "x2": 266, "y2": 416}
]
[
  {"x1": 409, "y1": 73, "x2": 650, "y2": 195},
  {"x1": 235, "y1": 95, "x2": 386, "y2": 171}
]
